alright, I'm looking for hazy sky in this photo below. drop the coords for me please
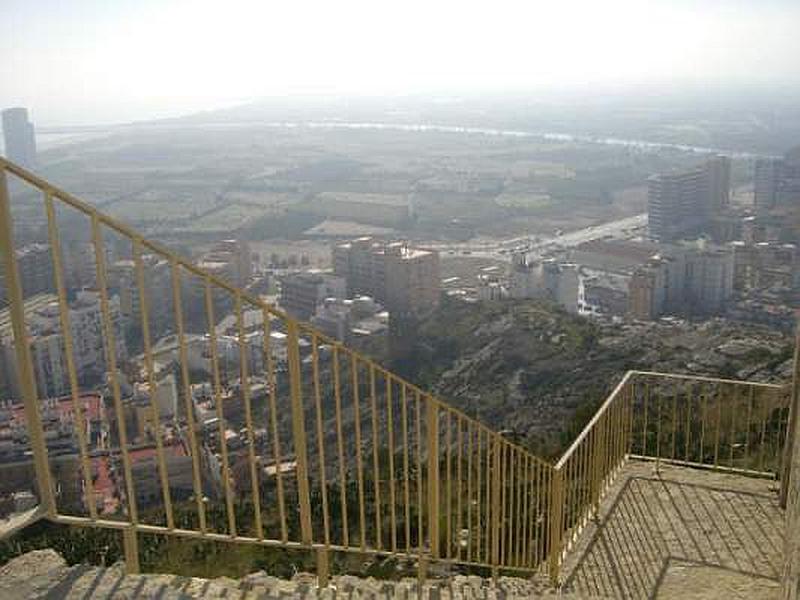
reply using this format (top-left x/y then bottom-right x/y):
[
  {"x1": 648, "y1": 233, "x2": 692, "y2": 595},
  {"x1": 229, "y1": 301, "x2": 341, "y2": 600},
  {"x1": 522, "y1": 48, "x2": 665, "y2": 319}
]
[{"x1": 2, "y1": 0, "x2": 800, "y2": 126}]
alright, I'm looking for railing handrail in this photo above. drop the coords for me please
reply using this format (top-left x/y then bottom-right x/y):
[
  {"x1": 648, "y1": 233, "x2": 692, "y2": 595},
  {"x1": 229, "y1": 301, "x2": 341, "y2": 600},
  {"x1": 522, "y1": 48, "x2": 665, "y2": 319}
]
[
  {"x1": 630, "y1": 370, "x2": 786, "y2": 390},
  {"x1": 554, "y1": 371, "x2": 634, "y2": 470},
  {"x1": 555, "y1": 370, "x2": 787, "y2": 470}
]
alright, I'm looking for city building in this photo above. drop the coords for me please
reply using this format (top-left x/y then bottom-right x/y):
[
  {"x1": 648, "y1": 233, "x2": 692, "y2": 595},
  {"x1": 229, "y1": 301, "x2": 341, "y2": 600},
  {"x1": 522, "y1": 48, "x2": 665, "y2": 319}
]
[
  {"x1": 333, "y1": 238, "x2": 440, "y2": 317},
  {"x1": 647, "y1": 156, "x2": 731, "y2": 241},
  {"x1": 129, "y1": 442, "x2": 195, "y2": 508},
  {"x1": 510, "y1": 253, "x2": 580, "y2": 313},
  {"x1": 629, "y1": 241, "x2": 733, "y2": 320},
  {"x1": 279, "y1": 271, "x2": 346, "y2": 320},
  {"x1": 477, "y1": 277, "x2": 507, "y2": 302},
  {"x1": 682, "y1": 241, "x2": 735, "y2": 315},
  {"x1": 197, "y1": 239, "x2": 252, "y2": 288},
  {"x1": 1, "y1": 107, "x2": 36, "y2": 167},
  {"x1": 754, "y1": 147, "x2": 800, "y2": 216},
  {"x1": 108, "y1": 255, "x2": 173, "y2": 330},
  {"x1": 0, "y1": 290, "x2": 127, "y2": 400},
  {"x1": 0, "y1": 243, "x2": 54, "y2": 304},
  {"x1": 0, "y1": 393, "x2": 104, "y2": 454},
  {"x1": 310, "y1": 296, "x2": 389, "y2": 349},
  {"x1": 132, "y1": 369, "x2": 179, "y2": 422},
  {"x1": 732, "y1": 241, "x2": 798, "y2": 291}
]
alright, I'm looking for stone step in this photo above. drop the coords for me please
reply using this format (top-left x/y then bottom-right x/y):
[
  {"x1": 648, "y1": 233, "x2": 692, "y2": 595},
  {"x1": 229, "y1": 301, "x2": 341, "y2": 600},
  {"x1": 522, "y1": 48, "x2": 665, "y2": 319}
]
[{"x1": 0, "y1": 550, "x2": 597, "y2": 599}]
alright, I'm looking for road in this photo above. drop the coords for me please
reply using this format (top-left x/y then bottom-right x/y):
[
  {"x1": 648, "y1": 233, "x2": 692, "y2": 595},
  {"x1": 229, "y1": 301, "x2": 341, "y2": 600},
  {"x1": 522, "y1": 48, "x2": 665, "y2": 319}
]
[{"x1": 430, "y1": 213, "x2": 648, "y2": 261}]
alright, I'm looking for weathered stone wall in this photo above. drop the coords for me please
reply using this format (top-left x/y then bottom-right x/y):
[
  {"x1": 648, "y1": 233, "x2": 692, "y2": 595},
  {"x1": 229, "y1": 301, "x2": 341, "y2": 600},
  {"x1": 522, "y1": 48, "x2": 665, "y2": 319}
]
[{"x1": 783, "y1": 396, "x2": 800, "y2": 599}]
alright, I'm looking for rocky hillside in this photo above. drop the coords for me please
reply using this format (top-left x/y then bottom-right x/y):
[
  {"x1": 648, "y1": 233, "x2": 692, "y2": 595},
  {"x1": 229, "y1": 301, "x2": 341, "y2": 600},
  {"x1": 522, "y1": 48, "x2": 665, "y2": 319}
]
[{"x1": 399, "y1": 298, "x2": 794, "y2": 458}]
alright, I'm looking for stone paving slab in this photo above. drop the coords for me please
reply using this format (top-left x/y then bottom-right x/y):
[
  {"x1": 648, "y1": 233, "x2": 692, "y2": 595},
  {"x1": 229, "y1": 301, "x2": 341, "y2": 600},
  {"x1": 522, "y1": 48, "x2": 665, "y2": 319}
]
[{"x1": 560, "y1": 461, "x2": 784, "y2": 599}]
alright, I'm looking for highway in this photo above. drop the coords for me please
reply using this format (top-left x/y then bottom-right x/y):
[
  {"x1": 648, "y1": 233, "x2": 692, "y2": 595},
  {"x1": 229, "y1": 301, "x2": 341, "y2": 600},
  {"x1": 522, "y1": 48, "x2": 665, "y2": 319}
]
[{"x1": 430, "y1": 213, "x2": 648, "y2": 261}]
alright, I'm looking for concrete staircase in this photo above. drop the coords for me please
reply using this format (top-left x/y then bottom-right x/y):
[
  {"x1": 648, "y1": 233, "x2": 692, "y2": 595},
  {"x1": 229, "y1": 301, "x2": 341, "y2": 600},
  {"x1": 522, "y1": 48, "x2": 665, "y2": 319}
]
[{"x1": 0, "y1": 550, "x2": 590, "y2": 599}]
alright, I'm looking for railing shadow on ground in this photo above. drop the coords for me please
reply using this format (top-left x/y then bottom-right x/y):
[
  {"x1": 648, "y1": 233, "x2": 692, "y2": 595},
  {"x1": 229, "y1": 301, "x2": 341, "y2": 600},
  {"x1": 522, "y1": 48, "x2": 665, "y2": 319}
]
[{"x1": 561, "y1": 467, "x2": 784, "y2": 599}]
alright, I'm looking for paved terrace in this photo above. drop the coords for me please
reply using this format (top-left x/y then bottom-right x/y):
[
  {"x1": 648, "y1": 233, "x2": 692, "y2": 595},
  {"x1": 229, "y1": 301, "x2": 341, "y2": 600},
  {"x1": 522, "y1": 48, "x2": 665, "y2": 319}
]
[{"x1": 560, "y1": 461, "x2": 785, "y2": 599}]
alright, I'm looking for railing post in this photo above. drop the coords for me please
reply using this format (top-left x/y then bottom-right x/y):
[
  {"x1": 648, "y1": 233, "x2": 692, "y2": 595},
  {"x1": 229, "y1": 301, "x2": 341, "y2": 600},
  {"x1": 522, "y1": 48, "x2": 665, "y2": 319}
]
[
  {"x1": 316, "y1": 548, "x2": 329, "y2": 588},
  {"x1": 548, "y1": 466, "x2": 563, "y2": 589},
  {"x1": 287, "y1": 321, "x2": 313, "y2": 545},
  {"x1": 426, "y1": 398, "x2": 440, "y2": 559},
  {"x1": 418, "y1": 552, "x2": 428, "y2": 591},
  {"x1": 0, "y1": 168, "x2": 55, "y2": 517},
  {"x1": 491, "y1": 438, "x2": 501, "y2": 582},
  {"x1": 122, "y1": 526, "x2": 140, "y2": 574},
  {"x1": 780, "y1": 318, "x2": 799, "y2": 508},
  {"x1": 592, "y1": 419, "x2": 605, "y2": 518}
]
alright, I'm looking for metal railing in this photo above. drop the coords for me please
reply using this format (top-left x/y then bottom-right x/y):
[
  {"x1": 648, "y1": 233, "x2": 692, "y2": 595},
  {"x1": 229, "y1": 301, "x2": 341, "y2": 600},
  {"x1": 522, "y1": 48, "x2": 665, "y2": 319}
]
[
  {"x1": 0, "y1": 158, "x2": 553, "y2": 581},
  {"x1": 0, "y1": 157, "x2": 792, "y2": 587},
  {"x1": 547, "y1": 370, "x2": 790, "y2": 584}
]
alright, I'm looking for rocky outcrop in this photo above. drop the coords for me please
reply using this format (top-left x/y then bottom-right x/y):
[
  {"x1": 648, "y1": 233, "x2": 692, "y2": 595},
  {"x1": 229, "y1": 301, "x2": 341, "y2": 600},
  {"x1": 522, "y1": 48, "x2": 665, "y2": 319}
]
[{"x1": 407, "y1": 300, "x2": 793, "y2": 455}]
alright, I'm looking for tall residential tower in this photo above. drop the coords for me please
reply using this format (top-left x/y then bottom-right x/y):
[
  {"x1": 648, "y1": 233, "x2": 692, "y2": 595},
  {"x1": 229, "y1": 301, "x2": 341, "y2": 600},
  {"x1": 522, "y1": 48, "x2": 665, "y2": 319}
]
[
  {"x1": 1, "y1": 107, "x2": 37, "y2": 168},
  {"x1": 647, "y1": 156, "x2": 730, "y2": 242}
]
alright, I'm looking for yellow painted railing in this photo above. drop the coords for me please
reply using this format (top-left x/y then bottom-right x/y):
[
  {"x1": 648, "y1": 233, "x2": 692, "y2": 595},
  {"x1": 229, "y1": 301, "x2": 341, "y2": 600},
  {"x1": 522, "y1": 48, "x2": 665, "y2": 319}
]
[
  {"x1": 548, "y1": 370, "x2": 790, "y2": 584},
  {"x1": 0, "y1": 158, "x2": 553, "y2": 581},
  {"x1": 0, "y1": 157, "x2": 792, "y2": 587}
]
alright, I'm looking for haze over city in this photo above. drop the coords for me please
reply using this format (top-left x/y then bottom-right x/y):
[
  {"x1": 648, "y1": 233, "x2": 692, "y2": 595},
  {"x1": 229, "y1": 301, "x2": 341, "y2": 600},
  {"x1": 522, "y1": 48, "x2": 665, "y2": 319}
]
[
  {"x1": 0, "y1": 1, "x2": 799, "y2": 597},
  {"x1": 3, "y1": 0, "x2": 800, "y2": 125}
]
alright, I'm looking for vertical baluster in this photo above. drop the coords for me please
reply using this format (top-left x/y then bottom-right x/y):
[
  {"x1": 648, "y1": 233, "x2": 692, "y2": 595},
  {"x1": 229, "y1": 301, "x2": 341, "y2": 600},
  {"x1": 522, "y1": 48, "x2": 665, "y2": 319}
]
[
  {"x1": 234, "y1": 299, "x2": 263, "y2": 535},
  {"x1": 262, "y1": 308, "x2": 287, "y2": 542},
  {"x1": 477, "y1": 428, "x2": 484, "y2": 563},
  {"x1": 536, "y1": 462, "x2": 545, "y2": 566},
  {"x1": 499, "y1": 442, "x2": 507, "y2": 565},
  {"x1": 744, "y1": 386, "x2": 754, "y2": 466},
  {"x1": 235, "y1": 293, "x2": 262, "y2": 538},
  {"x1": 466, "y1": 421, "x2": 474, "y2": 563},
  {"x1": 642, "y1": 381, "x2": 650, "y2": 456},
  {"x1": 508, "y1": 446, "x2": 516, "y2": 566},
  {"x1": 286, "y1": 321, "x2": 312, "y2": 545},
  {"x1": 655, "y1": 379, "x2": 663, "y2": 468},
  {"x1": 671, "y1": 384, "x2": 678, "y2": 460},
  {"x1": 401, "y1": 383, "x2": 410, "y2": 552},
  {"x1": 369, "y1": 365, "x2": 381, "y2": 550},
  {"x1": 0, "y1": 168, "x2": 55, "y2": 516},
  {"x1": 491, "y1": 438, "x2": 501, "y2": 574},
  {"x1": 523, "y1": 457, "x2": 532, "y2": 567},
  {"x1": 776, "y1": 388, "x2": 789, "y2": 476},
  {"x1": 132, "y1": 241, "x2": 173, "y2": 528},
  {"x1": 714, "y1": 383, "x2": 723, "y2": 468},
  {"x1": 758, "y1": 386, "x2": 769, "y2": 473},
  {"x1": 729, "y1": 383, "x2": 738, "y2": 468},
  {"x1": 548, "y1": 466, "x2": 563, "y2": 588},
  {"x1": 519, "y1": 451, "x2": 527, "y2": 567},
  {"x1": 44, "y1": 193, "x2": 96, "y2": 520},
  {"x1": 426, "y1": 397, "x2": 440, "y2": 559},
  {"x1": 352, "y1": 355, "x2": 366, "y2": 550},
  {"x1": 415, "y1": 390, "x2": 423, "y2": 551},
  {"x1": 168, "y1": 258, "x2": 206, "y2": 531},
  {"x1": 685, "y1": 382, "x2": 692, "y2": 462},
  {"x1": 94, "y1": 217, "x2": 138, "y2": 526},
  {"x1": 445, "y1": 410, "x2": 452, "y2": 560},
  {"x1": 700, "y1": 383, "x2": 708, "y2": 464},
  {"x1": 386, "y1": 373, "x2": 397, "y2": 554},
  {"x1": 589, "y1": 428, "x2": 597, "y2": 519},
  {"x1": 206, "y1": 282, "x2": 236, "y2": 537},
  {"x1": 332, "y1": 346, "x2": 348, "y2": 548},
  {"x1": 455, "y1": 418, "x2": 463, "y2": 562},
  {"x1": 311, "y1": 334, "x2": 330, "y2": 546},
  {"x1": 627, "y1": 379, "x2": 635, "y2": 456}
]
